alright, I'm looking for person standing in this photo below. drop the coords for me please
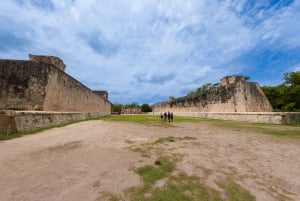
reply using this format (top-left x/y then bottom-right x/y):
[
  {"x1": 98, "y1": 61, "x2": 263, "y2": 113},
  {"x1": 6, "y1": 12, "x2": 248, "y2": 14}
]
[{"x1": 167, "y1": 111, "x2": 171, "y2": 123}]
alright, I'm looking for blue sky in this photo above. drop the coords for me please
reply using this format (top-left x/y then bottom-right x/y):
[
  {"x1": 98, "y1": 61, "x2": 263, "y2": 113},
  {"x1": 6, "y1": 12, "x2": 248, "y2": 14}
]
[{"x1": 1, "y1": 0, "x2": 300, "y2": 104}]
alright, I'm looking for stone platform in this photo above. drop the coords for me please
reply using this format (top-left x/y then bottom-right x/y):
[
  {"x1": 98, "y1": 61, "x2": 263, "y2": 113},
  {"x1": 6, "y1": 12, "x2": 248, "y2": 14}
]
[{"x1": 0, "y1": 110, "x2": 108, "y2": 135}]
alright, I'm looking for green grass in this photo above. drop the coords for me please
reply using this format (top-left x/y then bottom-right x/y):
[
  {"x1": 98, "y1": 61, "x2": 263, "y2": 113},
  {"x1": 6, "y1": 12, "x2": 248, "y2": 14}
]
[
  {"x1": 98, "y1": 115, "x2": 174, "y2": 127},
  {"x1": 126, "y1": 159, "x2": 255, "y2": 201},
  {"x1": 136, "y1": 157, "x2": 175, "y2": 186},
  {"x1": 126, "y1": 157, "x2": 223, "y2": 201},
  {"x1": 153, "y1": 136, "x2": 197, "y2": 144},
  {"x1": 100, "y1": 115, "x2": 300, "y2": 137},
  {"x1": 216, "y1": 179, "x2": 256, "y2": 201}
]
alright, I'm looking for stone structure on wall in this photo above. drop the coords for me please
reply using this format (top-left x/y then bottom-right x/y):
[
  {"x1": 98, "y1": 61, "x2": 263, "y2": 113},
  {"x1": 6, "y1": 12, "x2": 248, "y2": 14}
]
[
  {"x1": 121, "y1": 106, "x2": 142, "y2": 114},
  {"x1": 29, "y1": 54, "x2": 66, "y2": 71},
  {"x1": 93, "y1": 90, "x2": 109, "y2": 100},
  {"x1": 153, "y1": 76, "x2": 273, "y2": 113},
  {"x1": 0, "y1": 54, "x2": 112, "y2": 113}
]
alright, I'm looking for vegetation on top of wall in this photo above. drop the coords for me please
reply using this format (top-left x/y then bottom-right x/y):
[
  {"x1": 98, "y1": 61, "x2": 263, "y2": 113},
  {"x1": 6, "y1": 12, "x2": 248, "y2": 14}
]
[
  {"x1": 187, "y1": 83, "x2": 220, "y2": 96},
  {"x1": 262, "y1": 71, "x2": 300, "y2": 112},
  {"x1": 112, "y1": 102, "x2": 152, "y2": 113}
]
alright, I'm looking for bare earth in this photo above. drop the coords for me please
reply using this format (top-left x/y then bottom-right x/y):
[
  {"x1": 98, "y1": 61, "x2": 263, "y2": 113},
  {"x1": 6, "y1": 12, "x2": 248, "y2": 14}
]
[{"x1": 0, "y1": 120, "x2": 299, "y2": 201}]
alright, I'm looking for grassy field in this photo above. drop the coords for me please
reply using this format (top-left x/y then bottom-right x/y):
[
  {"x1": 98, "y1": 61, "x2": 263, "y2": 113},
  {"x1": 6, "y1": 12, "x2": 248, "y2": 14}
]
[
  {"x1": 99, "y1": 115, "x2": 300, "y2": 137},
  {"x1": 1, "y1": 114, "x2": 299, "y2": 141}
]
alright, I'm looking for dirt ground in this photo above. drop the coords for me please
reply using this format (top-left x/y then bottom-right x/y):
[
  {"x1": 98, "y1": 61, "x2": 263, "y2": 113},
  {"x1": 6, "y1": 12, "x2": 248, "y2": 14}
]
[{"x1": 0, "y1": 120, "x2": 299, "y2": 201}]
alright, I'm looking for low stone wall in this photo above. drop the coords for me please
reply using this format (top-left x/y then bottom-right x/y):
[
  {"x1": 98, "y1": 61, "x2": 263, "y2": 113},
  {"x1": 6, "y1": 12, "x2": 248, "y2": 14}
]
[
  {"x1": 152, "y1": 112, "x2": 300, "y2": 124},
  {"x1": 0, "y1": 110, "x2": 109, "y2": 135}
]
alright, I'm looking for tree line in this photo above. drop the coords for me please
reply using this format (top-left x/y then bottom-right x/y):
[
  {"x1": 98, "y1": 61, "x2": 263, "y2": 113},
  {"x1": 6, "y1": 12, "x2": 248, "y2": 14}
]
[
  {"x1": 261, "y1": 71, "x2": 300, "y2": 112},
  {"x1": 112, "y1": 102, "x2": 152, "y2": 113}
]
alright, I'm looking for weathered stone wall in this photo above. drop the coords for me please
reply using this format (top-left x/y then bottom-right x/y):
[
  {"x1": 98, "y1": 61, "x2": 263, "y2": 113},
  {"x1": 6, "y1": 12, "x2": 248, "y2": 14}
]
[
  {"x1": 29, "y1": 54, "x2": 66, "y2": 71},
  {"x1": 150, "y1": 112, "x2": 300, "y2": 124},
  {"x1": 0, "y1": 60, "x2": 49, "y2": 110},
  {"x1": 0, "y1": 58, "x2": 111, "y2": 113},
  {"x1": 0, "y1": 110, "x2": 107, "y2": 134},
  {"x1": 43, "y1": 65, "x2": 111, "y2": 112},
  {"x1": 153, "y1": 77, "x2": 272, "y2": 113}
]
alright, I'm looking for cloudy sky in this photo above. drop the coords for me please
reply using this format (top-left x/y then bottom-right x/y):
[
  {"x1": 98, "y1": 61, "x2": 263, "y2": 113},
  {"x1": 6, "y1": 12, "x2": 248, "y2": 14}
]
[{"x1": 1, "y1": 0, "x2": 300, "y2": 104}]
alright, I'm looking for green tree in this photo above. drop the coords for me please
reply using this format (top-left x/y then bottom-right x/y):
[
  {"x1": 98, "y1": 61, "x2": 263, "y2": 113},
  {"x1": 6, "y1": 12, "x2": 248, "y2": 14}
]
[
  {"x1": 126, "y1": 102, "x2": 140, "y2": 108},
  {"x1": 112, "y1": 103, "x2": 122, "y2": 113},
  {"x1": 141, "y1": 104, "x2": 152, "y2": 112},
  {"x1": 262, "y1": 71, "x2": 300, "y2": 111},
  {"x1": 283, "y1": 71, "x2": 300, "y2": 86}
]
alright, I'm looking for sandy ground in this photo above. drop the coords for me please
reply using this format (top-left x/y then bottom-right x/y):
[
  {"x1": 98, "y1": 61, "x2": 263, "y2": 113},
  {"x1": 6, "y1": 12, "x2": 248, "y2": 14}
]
[{"x1": 0, "y1": 120, "x2": 299, "y2": 201}]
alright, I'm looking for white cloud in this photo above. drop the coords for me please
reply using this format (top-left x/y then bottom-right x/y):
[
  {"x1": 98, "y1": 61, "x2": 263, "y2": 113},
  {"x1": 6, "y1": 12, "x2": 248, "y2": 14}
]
[{"x1": 1, "y1": 0, "x2": 300, "y2": 103}]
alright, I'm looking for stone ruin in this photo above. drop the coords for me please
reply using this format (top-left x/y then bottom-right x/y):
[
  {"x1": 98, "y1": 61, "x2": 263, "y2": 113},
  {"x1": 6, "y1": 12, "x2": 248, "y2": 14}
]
[
  {"x1": 29, "y1": 54, "x2": 66, "y2": 71},
  {"x1": 153, "y1": 75, "x2": 273, "y2": 113},
  {"x1": 0, "y1": 54, "x2": 112, "y2": 134},
  {"x1": 0, "y1": 54, "x2": 112, "y2": 112}
]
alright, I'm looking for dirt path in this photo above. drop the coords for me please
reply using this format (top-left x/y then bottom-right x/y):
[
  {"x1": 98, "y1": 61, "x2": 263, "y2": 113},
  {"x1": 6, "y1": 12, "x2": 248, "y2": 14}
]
[{"x1": 0, "y1": 120, "x2": 299, "y2": 201}]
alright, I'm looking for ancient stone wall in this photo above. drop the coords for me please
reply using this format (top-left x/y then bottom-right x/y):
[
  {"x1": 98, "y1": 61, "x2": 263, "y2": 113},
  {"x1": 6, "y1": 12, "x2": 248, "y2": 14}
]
[
  {"x1": 0, "y1": 57, "x2": 111, "y2": 113},
  {"x1": 0, "y1": 60, "x2": 49, "y2": 110},
  {"x1": 150, "y1": 111, "x2": 300, "y2": 124},
  {"x1": 0, "y1": 111, "x2": 108, "y2": 134},
  {"x1": 153, "y1": 76, "x2": 272, "y2": 113},
  {"x1": 29, "y1": 54, "x2": 66, "y2": 71},
  {"x1": 43, "y1": 65, "x2": 111, "y2": 112}
]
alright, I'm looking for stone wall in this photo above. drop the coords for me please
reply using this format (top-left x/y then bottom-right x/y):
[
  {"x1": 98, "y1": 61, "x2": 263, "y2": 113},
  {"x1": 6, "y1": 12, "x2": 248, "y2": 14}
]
[
  {"x1": 0, "y1": 60, "x2": 49, "y2": 110},
  {"x1": 0, "y1": 56, "x2": 111, "y2": 113},
  {"x1": 29, "y1": 54, "x2": 66, "y2": 71},
  {"x1": 0, "y1": 110, "x2": 107, "y2": 134},
  {"x1": 151, "y1": 112, "x2": 300, "y2": 124},
  {"x1": 43, "y1": 65, "x2": 111, "y2": 112},
  {"x1": 153, "y1": 76, "x2": 272, "y2": 113}
]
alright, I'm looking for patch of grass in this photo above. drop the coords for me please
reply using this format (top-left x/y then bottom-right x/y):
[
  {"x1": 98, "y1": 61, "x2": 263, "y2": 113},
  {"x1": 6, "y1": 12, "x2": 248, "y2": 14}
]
[
  {"x1": 127, "y1": 171, "x2": 223, "y2": 201},
  {"x1": 136, "y1": 157, "x2": 175, "y2": 186},
  {"x1": 153, "y1": 136, "x2": 196, "y2": 144},
  {"x1": 216, "y1": 179, "x2": 256, "y2": 201}
]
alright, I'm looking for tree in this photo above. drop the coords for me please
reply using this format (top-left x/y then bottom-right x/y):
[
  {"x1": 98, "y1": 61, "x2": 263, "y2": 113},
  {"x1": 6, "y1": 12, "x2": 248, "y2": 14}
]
[
  {"x1": 141, "y1": 104, "x2": 152, "y2": 112},
  {"x1": 283, "y1": 71, "x2": 300, "y2": 86},
  {"x1": 126, "y1": 102, "x2": 140, "y2": 108},
  {"x1": 262, "y1": 71, "x2": 300, "y2": 111},
  {"x1": 112, "y1": 103, "x2": 122, "y2": 113}
]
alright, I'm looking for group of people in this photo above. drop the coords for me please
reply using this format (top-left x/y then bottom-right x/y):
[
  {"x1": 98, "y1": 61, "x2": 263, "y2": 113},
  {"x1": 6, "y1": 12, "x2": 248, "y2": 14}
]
[{"x1": 160, "y1": 111, "x2": 173, "y2": 123}]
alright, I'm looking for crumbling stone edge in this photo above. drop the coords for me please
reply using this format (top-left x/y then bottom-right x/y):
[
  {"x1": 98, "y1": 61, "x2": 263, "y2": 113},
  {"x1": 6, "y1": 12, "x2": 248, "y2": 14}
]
[{"x1": 0, "y1": 110, "x2": 109, "y2": 135}]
